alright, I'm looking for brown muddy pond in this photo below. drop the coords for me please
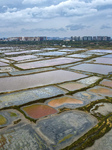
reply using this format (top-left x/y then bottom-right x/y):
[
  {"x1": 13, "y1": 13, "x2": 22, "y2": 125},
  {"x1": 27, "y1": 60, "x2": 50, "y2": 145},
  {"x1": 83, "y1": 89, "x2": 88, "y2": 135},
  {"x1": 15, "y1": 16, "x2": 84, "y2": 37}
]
[
  {"x1": 89, "y1": 86, "x2": 112, "y2": 96},
  {"x1": 15, "y1": 57, "x2": 82, "y2": 69},
  {"x1": 48, "y1": 97, "x2": 83, "y2": 107},
  {"x1": 101, "y1": 79, "x2": 112, "y2": 88},
  {"x1": 22, "y1": 104, "x2": 58, "y2": 119},
  {"x1": 59, "y1": 82, "x2": 86, "y2": 91},
  {"x1": 70, "y1": 64, "x2": 112, "y2": 74},
  {"x1": 0, "y1": 70, "x2": 87, "y2": 93}
]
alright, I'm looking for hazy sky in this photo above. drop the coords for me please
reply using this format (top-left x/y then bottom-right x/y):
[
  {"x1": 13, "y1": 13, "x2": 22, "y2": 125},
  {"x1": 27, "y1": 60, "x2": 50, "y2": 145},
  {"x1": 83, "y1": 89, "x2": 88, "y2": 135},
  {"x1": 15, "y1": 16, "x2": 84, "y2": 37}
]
[{"x1": 0, "y1": 0, "x2": 112, "y2": 37}]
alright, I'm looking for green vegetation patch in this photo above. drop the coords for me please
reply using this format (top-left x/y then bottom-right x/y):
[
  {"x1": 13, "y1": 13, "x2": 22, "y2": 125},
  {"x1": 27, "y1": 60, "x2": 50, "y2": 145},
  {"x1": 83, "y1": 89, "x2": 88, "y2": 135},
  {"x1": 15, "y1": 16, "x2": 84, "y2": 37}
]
[
  {"x1": 9, "y1": 111, "x2": 17, "y2": 117},
  {"x1": 0, "y1": 115, "x2": 7, "y2": 125},
  {"x1": 59, "y1": 134, "x2": 73, "y2": 144}
]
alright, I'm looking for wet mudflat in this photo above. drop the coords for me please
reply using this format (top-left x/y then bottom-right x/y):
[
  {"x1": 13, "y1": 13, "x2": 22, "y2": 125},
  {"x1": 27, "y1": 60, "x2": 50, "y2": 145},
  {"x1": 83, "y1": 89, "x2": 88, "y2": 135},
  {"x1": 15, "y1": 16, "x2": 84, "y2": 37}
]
[
  {"x1": 90, "y1": 102, "x2": 112, "y2": 116},
  {"x1": 36, "y1": 111, "x2": 97, "y2": 150},
  {"x1": 0, "y1": 123, "x2": 49, "y2": 150},
  {"x1": 0, "y1": 66, "x2": 16, "y2": 73},
  {"x1": 0, "y1": 86, "x2": 65, "y2": 109},
  {"x1": 0, "y1": 46, "x2": 112, "y2": 150},
  {"x1": 86, "y1": 129, "x2": 112, "y2": 150}
]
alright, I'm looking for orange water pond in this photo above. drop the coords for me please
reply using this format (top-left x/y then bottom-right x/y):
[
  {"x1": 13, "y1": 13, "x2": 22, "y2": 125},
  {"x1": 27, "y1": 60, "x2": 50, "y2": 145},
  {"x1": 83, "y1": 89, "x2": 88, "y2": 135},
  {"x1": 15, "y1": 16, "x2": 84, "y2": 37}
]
[{"x1": 48, "y1": 97, "x2": 83, "y2": 107}]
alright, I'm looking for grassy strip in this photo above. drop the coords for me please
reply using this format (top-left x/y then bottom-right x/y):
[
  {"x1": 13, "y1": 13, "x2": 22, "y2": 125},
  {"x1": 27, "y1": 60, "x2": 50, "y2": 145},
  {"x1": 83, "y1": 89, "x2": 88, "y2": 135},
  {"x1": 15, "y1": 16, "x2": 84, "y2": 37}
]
[
  {"x1": 59, "y1": 134, "x2": 73, "y2": 144},
  {"x1": 77, "y1": 97, "x2": 112, "y2": 114}
]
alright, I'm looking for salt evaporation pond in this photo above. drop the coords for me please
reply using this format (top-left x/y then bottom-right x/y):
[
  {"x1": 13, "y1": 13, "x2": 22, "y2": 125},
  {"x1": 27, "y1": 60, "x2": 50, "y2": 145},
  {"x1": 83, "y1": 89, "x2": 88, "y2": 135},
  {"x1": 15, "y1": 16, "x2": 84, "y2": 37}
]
[
  {"x1": 0, "y1": 86, "x2": 65, "y2": 109},
  {"x1": 70, "y1": 63, "x2": 112, "y2": 74},
  {"x1": 15, "y1": 57, "x2": 82, "y2": 69},
  {"x1": 101, "y1": 79, "x2": 112, "y2": 88},
  {"x1": 0, "y1": 62, "x2": 8, "y2": 66},
  {"x1": 5, "y1": 50, "x2": 40, "y2": 56},
  {"x1": 0, "y1": 70, "x2": 87, "y2": 93},
  {"x1": 48, "y1": 97, "x2": 83, "y2": 107},
  {"x1": 102, "y1": 54, "x2": 112, "y2": 58},
  {"x1": 7, "y1": 55, "x2": 37, "y2": 61},
  {"x1": 41, "y1": 48, "x2": 58, "y2": 51},
  {"x1": 36, "y1": 51, "x2": 66, "y2": 56},
  {"x1": 88, "y1": 57, "x2": 112, "y2": 65},
  {"x1": 22, "y1": 104, "x2": 58, "y2": 119},
  {"x1": 59, "y1": 82, "x2": 87, "y2": 91},
  {"x1": 68, "y1": 54, "x2": 91, "y2": 58},
  {"x1": 36, "y1": 111, "x2": 97, "y2": 149},
  {"x1": 89, "y1": 86, "x2": 112, "y2": 96},
  {"x1": 88, "y1": 49, "x2": 112, "y2": 53}
]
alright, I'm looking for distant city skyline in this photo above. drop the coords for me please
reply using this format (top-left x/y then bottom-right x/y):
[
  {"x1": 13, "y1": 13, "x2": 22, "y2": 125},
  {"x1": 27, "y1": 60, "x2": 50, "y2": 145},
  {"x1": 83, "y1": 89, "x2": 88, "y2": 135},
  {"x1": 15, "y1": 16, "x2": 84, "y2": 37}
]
[
  {"x1": 0, "y1": 0, "x2": 112, "y2": 38},
  {"x1": 1, "y1": 36, "x2": 111, "y2": 42}
]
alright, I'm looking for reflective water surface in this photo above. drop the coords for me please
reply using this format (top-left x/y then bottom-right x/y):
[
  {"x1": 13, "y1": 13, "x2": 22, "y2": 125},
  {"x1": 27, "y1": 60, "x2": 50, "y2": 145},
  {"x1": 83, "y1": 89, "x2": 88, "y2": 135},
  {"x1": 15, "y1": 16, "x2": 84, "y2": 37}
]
[
  {"x1": 0, "y1": 70, "x2": 87, "y2": 93},
  {"x1": 48, "y1": 97, "x2": 83, "y2": 107},
  {"x1": 22, "y1": 104, "x2": 58, "y2": 119},
  {"x1": 70, "y1": 64, "x2": 112, "y2": 74},
  {"x1": 15, "y1": 57, "x2": 82, "y2": 69}
]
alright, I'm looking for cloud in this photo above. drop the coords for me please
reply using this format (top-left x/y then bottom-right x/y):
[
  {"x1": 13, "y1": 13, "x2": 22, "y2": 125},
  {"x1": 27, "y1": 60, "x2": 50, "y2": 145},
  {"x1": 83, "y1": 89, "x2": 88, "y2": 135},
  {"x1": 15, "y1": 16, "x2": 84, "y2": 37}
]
[
  {"x1": 22, "y1": 0, "x2": 47, "y2": 4},
  {"x1": 0, "y1": 0, "x2": 98, "y2": 21},
  {"x1": 1, "y1": 0, "x2": 112, "y2": 22},
  {"x1": 66, "y1": 24, "x2": 89, "y2": 30},
  {"x1": 21, "y1": 27, "x2": 66, "y2": 33},
  {"x1": 22, "y1": 0, "x2": 66, "y2": 6},
  {"x1": 100, "y1": 25, "x2": 112, "y2": 29},
  {"x1": 0, "y1": 0, "x2": 112, "y2": 37}
]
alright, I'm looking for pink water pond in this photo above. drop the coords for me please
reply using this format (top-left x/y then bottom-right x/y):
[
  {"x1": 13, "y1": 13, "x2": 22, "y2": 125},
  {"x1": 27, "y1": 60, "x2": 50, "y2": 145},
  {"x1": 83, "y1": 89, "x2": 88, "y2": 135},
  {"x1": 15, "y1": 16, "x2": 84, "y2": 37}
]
[{"x1": 22, "y1": 104, "x2": 58, "y2": 119}]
